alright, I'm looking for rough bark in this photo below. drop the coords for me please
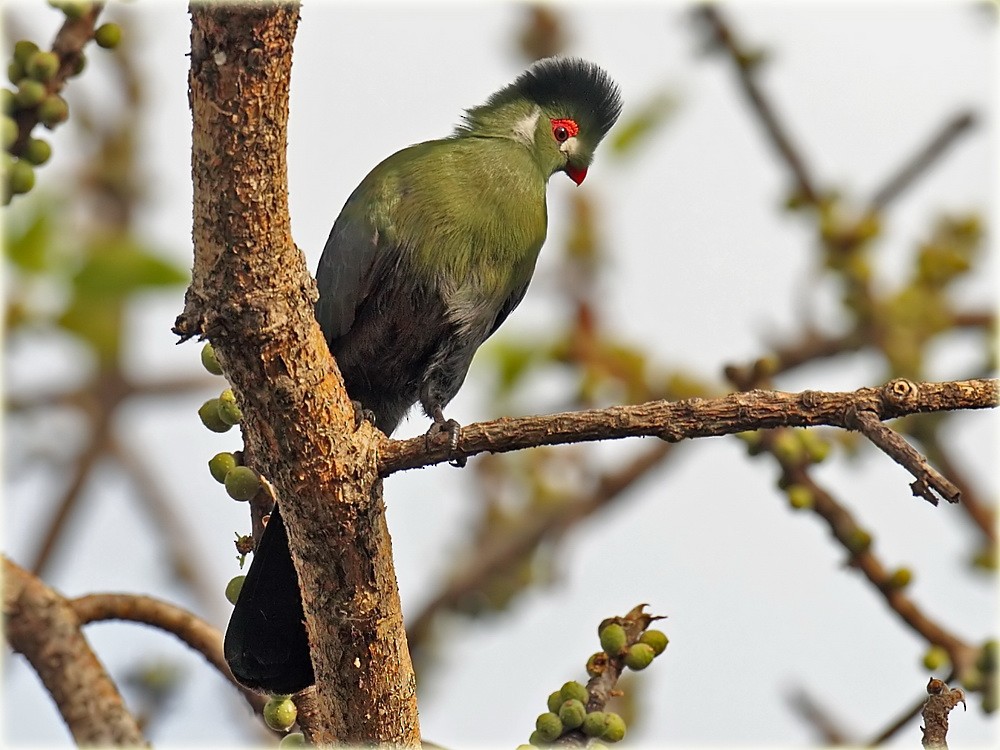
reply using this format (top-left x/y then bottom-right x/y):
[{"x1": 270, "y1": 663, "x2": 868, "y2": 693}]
[
  {"x1": 3, "y1": 557, "x2": 146, "y2": 746},
  {"x1": 175, "y1": 3, "x2": 419, "y2": 743},
  {"x1": 381, "y1": 377, "x2": 998, "y2": 473},
  {"x1": 921, "y1": 678, "x2": 966, "y2": 749}
]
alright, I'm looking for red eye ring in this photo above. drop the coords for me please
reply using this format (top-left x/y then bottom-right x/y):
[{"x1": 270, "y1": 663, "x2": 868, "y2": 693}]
[{"x1": 551, "y1": 118, "x2": 579, "y2": 144}]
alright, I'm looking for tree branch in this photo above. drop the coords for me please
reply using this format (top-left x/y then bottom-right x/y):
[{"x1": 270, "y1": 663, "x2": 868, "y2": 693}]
[
  {"x1": 921, "y1": 678, "x2": 966, "y2": 750},
  {"x1": 30, "y1": 406, "x2": 113, "y2": 576},
  {"x1": 177, "y1": 3, "x2": 419, "y2": 742},
  {"x1": 406, "y1": 442, "x2": 674, "y2": 649},
  {"x1": 785, "y1": 687, "x2": 851, "y2": 745},
  {"x1": 845, "y1": 407, "x2": 960, "y2": 506},
  {"x1": 71, "y1": 593, "x2": 219, "y2": 669},
  {"x1": 695, "y1": 5, "x2": 822, "y2": 206},
  {"x1": 70, "y1": 592, "x2": 267, "y2": 714},
  {"x1": 3, "y1": 556, "x2": 146, "y2": 746},
  {"x1": 867, "y1": 688, "x2": 938, "y2": 746},
  {"x1": 380, "y1": 378, "x2": 998, "y2": 475},
  {"x1": 772, "y1": 450, "x2": 979, "y2": 676},
  {"x1": 867, "y1": 112, "x2": 978, "y2": 214}
]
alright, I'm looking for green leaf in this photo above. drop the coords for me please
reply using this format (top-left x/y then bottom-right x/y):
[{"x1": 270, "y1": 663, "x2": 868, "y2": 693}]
[
  {"x1": 57, "y1": 294, "x2": 123, "y2": 365},
  {"x1": 609, "y1": 90, "x2": 678, "y2": 157},
  {"x1": 484, "y1": 339, "x2": 544, "y2": 396},
  {"x1": 4, "y1": 201, "x2": 54, "y2": 272},
  {"x1": 72, "y1": 235, "x2": 188, "y2": 298},
  {"x1": 58, "y1": 235, "x2": 187, "y2": 363}
]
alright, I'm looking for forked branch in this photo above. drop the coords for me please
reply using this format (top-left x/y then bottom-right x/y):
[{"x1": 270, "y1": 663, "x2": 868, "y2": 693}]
[{"x1": 381, "y1": 378, "x2": 998, "y2": 478}]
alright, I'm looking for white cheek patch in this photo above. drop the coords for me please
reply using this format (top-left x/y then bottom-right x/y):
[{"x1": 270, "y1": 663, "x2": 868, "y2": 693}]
[
  {"x1": 511, "y1": 107, "x2": 541, "y2": 146},
  {"x1": 559, "y1": 135, "x2": 581, "y2": 158}
]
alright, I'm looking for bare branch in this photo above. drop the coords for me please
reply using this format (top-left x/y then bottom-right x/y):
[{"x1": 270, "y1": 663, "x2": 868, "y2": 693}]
[
  {"x1": 868, "y1": 112, "x2": 978, "y2": 214},
  {"x1": 695, "y1": 5, "x2": 822, "y2": 205},
  {"x1": 786, "y1": 688, "x2": 852, "y2": 745},
  {"x1": 407, "y1": 442, "x2": 674, "y2": 648},
  {"x1": 921, "y1": 678, "x2": 966, "y2": 750},
  {"x1": 380, "y1": 378, "x2": 998, "y2": 475},
  {"x1": 773, "y1": 453, "x2": 979, "y2": 675},
  {"x1": 30, "y1": 410, "x2": 112, "y2": 575},
  {"x1": 70, "y1": 592, "x2": 267, "y2": 714},
  {"x1": 3, "y1": 556, "x2": 146, "y2": 745},
  {"x1": 845, "y1": 408, "x2": 960, "y2": 506},
  {"x1": 952, "y1": 310, "x2": 995, "y2": 330},
  {"x1": 868, "y1": 689, "x2": 937, "y2": 746}
]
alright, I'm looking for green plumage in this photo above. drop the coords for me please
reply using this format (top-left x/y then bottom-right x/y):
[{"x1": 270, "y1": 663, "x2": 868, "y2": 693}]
[
  {"x1": 314, "y1": 57, "x2": 622, "y2": 434},
  {"x1": 352, "y1": 137, "x2": 547, "y2": 299},
  {"x1": 225, "y1": 57, "x2": 622, "y2": 696}
]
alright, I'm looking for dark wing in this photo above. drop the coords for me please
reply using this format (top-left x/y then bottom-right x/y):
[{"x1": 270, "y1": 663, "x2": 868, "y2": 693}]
[
  {"x1": 486, "y1": 280, "x2": 531, "y2": 341},
  {"x1": 224, "y1": 506, "x2": 314, "y2": 694},
  {"x1": 314, "y1": 194, "x2": 384, "y2": 344}
]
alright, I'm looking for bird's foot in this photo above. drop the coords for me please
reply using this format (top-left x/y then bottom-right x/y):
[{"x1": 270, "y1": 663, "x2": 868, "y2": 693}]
[
  {"x1": 351, "y1": 400, "x2": 377, "y2": 432},
  {"x1": 427, "y1": 406, "x2": 466, "y2": 467}
]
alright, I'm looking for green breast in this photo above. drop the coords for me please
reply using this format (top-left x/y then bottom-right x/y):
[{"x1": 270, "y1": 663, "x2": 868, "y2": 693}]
[{"x1": 369, "y1": 138, "x2": 548, "y2": 299}]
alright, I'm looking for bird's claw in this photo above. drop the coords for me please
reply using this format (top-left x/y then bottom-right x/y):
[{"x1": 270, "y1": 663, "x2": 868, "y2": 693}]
[
  {"x1": 442, "y1": 420, "x2": 465, "y2": 466},
  {"x1": 351, "y1": 400, "x2": 377, "y2": 432},
  {"x1": 426, "y1": 407, "x2": 466, "y2": 467}
]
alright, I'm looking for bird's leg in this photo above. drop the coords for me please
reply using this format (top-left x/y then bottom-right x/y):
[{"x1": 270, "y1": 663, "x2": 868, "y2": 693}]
[
  {"x1": 427, "y1": 404, "x2": 466, "y2": 467},
  {"x1": 351, "y1": 400, "x2": 377, "y2": 432}
]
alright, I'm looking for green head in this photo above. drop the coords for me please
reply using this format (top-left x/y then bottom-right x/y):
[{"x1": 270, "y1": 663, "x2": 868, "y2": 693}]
[{"x1": 456, "y1": 57, "x2": 623, "y2": 185}]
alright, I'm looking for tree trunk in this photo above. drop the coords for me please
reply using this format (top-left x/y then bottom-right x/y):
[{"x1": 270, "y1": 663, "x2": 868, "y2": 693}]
[{"x1": 176, "y1": 3, "x2": 420, "y2": 743}]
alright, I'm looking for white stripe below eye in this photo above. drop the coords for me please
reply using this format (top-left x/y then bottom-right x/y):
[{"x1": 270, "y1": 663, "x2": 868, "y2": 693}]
[{"x1": 559, "y1": 136, "x2": 581, "y2": 157}]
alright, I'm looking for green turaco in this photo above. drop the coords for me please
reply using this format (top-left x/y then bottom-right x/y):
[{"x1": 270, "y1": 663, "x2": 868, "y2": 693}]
[{"x1": 225, "y1": 57, "x2": 623, "y2": 694}]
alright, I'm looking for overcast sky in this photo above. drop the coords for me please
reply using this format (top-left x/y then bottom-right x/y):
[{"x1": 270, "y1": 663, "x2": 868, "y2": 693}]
[{"x1": 3, "y1": 1, "x2": 996, "y2": 747}]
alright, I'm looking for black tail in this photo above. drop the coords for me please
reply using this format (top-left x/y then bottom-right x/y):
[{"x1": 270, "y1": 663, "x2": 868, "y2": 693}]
[{"x1": 224, "y1": 505, "x2": 315, "y2": 694}]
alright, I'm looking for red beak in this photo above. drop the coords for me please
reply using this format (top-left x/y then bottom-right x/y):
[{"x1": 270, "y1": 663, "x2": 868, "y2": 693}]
[{"x1": 564, "y1": 165, "x2": 588, "y2": 186}]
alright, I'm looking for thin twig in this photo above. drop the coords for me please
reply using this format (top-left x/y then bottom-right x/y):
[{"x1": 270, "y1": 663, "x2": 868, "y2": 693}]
[
  {"x1": 774, "y1": 452, "x2": 978, "y2": 676},
  {"x1": 695, "y1": 5, "x2": 822, "y2": 205},
  {"x1": 846, "y1": 408, "x2": 960, "y2": 505},
  {"x1": 70, "y1": 592, "x2": 267, "y2": 714},
  {"x1": 951, "y1": 310, "x2": 995, "y2": 330},
  {"x1": 30, "y1": 411, "x2": 112, "y2": 576},
  {"x1": 406, "y1": 442, "x2": 674, "y2": 649},
  {"x1": 867, "y1": 112, "x2": 978, "y2": 214},
  {"x1": 786, "y1": 688, "x2": 852, "y2": 745},
  {"x1": 866, "y1": 687, "x2": 942, "y2": 746}
]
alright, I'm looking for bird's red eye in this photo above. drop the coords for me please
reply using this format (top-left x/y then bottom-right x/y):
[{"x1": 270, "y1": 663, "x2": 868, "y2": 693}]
[{"x1": 551, "y1": 118, "x2": 579, "y2": 143}]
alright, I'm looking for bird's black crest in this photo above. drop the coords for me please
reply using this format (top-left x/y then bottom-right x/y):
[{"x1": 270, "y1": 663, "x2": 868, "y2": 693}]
[{"x1": 486, "y1": 57, "x2": 623, "y2": 142}]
